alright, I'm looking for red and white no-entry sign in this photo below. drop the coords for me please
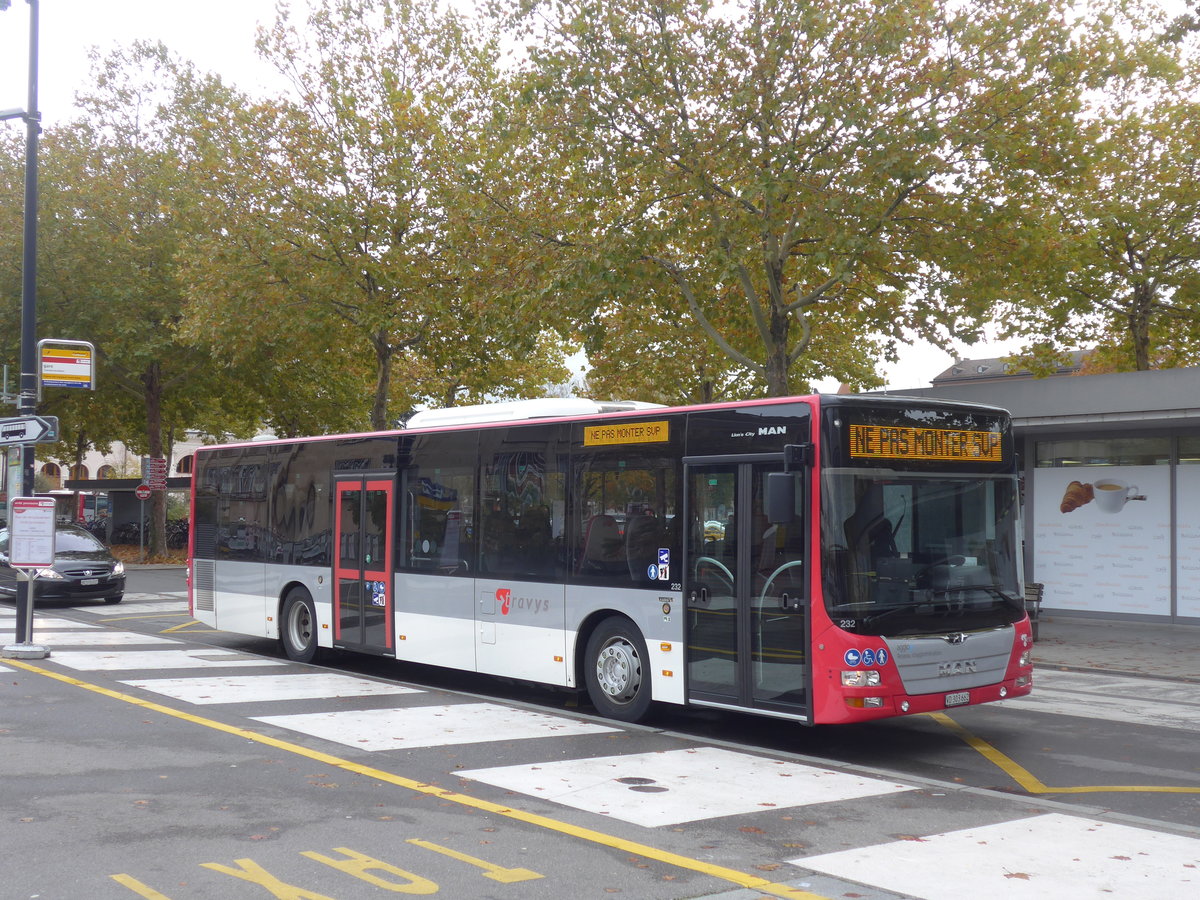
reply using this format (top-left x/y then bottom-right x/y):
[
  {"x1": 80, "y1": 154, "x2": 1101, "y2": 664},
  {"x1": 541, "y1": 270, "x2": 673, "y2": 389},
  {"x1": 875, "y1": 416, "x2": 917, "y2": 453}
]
[{"x1": 134, "y1": 484, "x2": 152, "y2": 501}]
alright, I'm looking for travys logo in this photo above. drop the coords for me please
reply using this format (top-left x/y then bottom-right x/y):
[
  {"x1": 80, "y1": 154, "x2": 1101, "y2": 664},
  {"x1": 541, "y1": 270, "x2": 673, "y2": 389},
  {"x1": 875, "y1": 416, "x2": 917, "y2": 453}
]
[{"x1": 496, "y1": 587, "x2": 552, "y2": 615}]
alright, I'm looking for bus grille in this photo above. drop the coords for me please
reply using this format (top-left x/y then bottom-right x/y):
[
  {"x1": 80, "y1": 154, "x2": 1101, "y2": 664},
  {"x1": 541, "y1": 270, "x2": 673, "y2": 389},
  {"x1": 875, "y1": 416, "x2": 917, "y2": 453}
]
[{"x1": 193, "y1": 560, "x2": 215, "y2": 611}]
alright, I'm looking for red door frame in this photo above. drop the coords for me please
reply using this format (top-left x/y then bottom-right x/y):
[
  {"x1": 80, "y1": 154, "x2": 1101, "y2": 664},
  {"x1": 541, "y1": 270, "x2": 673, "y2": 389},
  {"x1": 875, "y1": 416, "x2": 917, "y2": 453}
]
[{"x1": 333, "y1": 478, "x2": 394, "y2": 649}]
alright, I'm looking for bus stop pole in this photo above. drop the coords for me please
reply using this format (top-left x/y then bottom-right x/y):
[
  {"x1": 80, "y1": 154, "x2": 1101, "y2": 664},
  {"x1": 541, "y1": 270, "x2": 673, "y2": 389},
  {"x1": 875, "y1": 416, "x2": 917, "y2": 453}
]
[{"x1": 3, "y1": 1, "x2": 46, "y2": 662}]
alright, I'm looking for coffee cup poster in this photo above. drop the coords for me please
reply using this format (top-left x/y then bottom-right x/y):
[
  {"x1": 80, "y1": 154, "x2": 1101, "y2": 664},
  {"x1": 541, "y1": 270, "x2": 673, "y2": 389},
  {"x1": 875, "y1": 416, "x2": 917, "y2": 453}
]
[{"x1": 1032, "y1": 467, "x2": 1170, "y2": 615}]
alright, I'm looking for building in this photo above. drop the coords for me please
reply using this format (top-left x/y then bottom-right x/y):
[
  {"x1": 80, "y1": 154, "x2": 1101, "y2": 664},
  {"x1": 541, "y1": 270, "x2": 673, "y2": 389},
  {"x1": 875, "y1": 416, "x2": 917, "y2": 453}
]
[{"x1": 889, "y1": 362, "x2": 1200, "y2": 623}]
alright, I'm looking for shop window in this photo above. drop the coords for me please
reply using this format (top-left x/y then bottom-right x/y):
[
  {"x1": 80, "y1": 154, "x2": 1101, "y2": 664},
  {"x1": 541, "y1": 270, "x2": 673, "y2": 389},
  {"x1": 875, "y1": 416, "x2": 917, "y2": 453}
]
[
  {"x1": 1179, "y1": 435, "x2": 1200, "y2": 465},
  {"x1": 1035, "y1": 437, "x2": 1170, "y2": 468},
  {"x1": 40, "y1": 463, "x2": 61, "y2": 489},
  {"x1": 70, "y1": 464, "x2": 89, "y2": 480},
  {"x1": 98, "y1": 465, "x2": 117, "y2": 479},
  {"x1": 176, "y1": 455, "x2": 194, "y2": 474}
]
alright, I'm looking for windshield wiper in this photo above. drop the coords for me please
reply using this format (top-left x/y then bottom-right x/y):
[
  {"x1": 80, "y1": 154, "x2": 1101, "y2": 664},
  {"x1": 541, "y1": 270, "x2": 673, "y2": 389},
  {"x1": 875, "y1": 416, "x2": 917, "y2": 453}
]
[{"x1": 960, "y1": 585, "x2": 1021, "y2": 604}]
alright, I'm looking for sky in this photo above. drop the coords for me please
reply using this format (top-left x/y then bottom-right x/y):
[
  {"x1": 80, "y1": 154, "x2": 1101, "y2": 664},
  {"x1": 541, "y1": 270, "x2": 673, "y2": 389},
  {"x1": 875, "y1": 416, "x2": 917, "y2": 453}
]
[{"x1": 0, "y1": 0, "x2": 1022, "y2": 392}]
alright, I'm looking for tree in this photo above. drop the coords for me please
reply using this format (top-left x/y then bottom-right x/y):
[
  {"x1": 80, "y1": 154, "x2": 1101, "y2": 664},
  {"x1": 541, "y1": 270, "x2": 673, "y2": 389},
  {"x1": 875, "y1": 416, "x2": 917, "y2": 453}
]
[
  {"x1": 16, "y1": 44, "x2": 264, "y2": 555},
  {"x1": 974, "y1": 11, "x2": 1200, "y2": 372},
  {"x1": 182, "y1": 0, "x2": 571, "y2": 430},
  {"x1": 494, "y1": 0, "x2": 1123, "y2": 395},
  {"x1": 1010, "y1": 100, "x2": 1200, "y2": 371}
]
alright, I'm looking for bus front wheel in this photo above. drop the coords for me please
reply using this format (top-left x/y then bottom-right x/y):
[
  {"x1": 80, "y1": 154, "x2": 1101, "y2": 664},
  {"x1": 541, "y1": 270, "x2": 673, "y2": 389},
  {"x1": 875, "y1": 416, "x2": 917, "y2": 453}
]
[
  {"x1": 281, "y1": 589, "x2": 318, "y2": 663},
  {"x1": 585, "y1": 617, "x2": 652, "y2": 723}
]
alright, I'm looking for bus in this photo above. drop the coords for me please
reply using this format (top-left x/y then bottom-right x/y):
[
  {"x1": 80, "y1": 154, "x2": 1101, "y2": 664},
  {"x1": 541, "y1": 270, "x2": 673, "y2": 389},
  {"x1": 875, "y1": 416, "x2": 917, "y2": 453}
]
[{"x1": 188, "y1": 394, "x2": 1033, "y2": 725}]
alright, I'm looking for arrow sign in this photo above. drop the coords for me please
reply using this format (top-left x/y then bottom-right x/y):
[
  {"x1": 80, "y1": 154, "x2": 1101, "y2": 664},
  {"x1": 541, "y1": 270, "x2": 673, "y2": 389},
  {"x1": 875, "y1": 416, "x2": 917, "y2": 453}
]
[{"x1": 0, "y1": 415, "x2": 58, "y2": 446}]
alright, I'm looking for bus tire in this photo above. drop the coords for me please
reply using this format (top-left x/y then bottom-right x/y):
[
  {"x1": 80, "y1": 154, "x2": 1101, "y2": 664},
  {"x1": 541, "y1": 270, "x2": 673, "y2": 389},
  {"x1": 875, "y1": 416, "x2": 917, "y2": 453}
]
[
  {"x1": 281, "y1": 588, "x2": 319, "y2": 663},
  {"x1": 585, "y1": 617, "x2": 652, "y2": 723}
]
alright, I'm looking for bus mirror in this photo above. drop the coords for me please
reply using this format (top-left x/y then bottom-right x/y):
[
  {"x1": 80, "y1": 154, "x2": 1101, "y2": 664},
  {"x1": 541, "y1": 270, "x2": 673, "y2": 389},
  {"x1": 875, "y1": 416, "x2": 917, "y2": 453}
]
[{"x1": 766, "y1": 472, "x2": 795, "y2": 524}]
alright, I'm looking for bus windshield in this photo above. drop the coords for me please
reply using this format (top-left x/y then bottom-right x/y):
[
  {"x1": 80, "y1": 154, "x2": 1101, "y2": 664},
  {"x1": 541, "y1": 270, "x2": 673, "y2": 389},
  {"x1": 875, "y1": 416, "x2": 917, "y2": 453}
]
[{"x1": 821, "y1": 468, "x2": 1023, "y2": 637}]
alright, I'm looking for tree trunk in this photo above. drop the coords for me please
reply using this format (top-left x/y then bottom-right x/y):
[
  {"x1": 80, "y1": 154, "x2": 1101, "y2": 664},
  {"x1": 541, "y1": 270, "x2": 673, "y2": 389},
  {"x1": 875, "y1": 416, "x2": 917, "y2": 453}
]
[
  {"x1": 369, "y1": 330, "x2": 393, "y2": 431},
  {"x1": 1128, "y1": 283, "x2": 1153, "y2": 371},
  {"x1": 73, "y1": 432, "x2": 88, "y2": 523},
  {"x1": 142, "y1": 362, "x2": 168, "y2": 558},
  {"x1": 764, "y1": 302, "x2": 793, "y2": 396}
]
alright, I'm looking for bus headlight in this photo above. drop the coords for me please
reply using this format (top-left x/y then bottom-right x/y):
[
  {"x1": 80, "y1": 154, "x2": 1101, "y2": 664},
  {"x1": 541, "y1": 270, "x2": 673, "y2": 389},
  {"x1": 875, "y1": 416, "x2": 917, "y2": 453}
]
[
  {"x1": 1019, "y1": 650, "x2": 1032, "y2": 667},
  {"x1": 842, "y1": 670, "x2": 881, "y2": 687}
]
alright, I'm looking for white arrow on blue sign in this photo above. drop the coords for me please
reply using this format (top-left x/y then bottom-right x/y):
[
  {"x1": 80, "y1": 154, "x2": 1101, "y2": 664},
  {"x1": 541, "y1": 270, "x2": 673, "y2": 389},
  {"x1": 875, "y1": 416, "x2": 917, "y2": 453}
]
[{"x1": 0, "y1": 415, "x2": 58, "y2": 446}]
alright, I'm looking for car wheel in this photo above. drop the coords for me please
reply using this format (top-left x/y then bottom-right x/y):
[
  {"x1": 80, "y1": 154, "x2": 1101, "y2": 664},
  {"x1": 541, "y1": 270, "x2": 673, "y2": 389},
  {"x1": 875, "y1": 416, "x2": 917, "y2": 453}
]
[
  {"x1": 104, "y1": 594, "x2": 123, "y2": 605},
  {"x1": 584, "y1": 616, "x2": 652, "y2": 723},
  {"x1": 281, "y1": 588, "x2": 319, "y2": 663}
]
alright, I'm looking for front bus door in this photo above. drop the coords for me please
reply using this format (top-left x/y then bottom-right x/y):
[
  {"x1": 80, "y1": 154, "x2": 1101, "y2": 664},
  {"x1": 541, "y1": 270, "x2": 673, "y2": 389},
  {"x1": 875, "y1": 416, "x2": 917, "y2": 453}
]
[
  {"x1": 333, "y1": 476, "x2": 395, "y2": 655},
  {"x1": 686, "y1": 460, "x2": 810, "y2": 717}
]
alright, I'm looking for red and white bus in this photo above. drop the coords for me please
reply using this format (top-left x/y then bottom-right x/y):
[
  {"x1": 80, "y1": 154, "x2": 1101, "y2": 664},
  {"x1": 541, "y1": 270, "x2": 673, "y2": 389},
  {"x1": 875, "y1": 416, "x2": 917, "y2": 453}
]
[{"x1": 188, "y1": 394, "x2": 1033, "y2": 725}]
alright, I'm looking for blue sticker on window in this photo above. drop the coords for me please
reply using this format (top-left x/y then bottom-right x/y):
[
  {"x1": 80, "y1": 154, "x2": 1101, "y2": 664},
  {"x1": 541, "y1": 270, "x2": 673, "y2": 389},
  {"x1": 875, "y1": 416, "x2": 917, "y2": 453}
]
[
  {"x1": 658, "y1": 547, "x2": 670, "y2": 566},
  {"x1": 647, "y1": 564, "x2": 659, "y2": 581},
  {"x1": 876, "y1": 648, "x2": 889, "y2": 665},
  {"x1": 844, "y1": 649, "x2": 861, "y2": 667},
  {"x1": 862, "y1": 648, "x2": 876, "y2": 667}
]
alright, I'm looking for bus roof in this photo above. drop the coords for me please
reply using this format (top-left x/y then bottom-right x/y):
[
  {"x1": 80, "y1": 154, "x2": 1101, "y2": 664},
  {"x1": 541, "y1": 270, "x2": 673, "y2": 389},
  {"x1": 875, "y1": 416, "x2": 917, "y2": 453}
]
[{"x1": 403, "y1": 398, "x2": 666, "y2": 429}]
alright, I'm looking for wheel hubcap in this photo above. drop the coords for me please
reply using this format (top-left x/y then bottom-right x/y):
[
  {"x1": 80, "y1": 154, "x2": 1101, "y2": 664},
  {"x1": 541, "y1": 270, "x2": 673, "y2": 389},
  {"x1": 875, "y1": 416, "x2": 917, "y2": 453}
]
[
  {"x1": 289, "y1": 604, "x2": 311, "y2": 647},
  {"x1": 595, "y1": 638, "x2": 641, "y2": 704}
]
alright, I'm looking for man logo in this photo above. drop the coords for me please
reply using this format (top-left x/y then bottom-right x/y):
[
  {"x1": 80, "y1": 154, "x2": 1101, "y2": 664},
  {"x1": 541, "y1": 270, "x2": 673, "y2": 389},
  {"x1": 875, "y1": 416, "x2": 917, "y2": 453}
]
[
  {"x1": 938, "y1": 660, "x2": 977, "y2": 677},
  {"x1": 758, "y1": 426, "x2": 786, "y2": 436}
]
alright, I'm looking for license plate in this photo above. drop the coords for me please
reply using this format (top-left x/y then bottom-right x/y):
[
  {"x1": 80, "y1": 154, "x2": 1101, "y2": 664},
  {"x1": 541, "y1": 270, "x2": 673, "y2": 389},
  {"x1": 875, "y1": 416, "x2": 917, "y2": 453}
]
[
  {"x1": 945, "y1": 691, "x2": 970, "y2": 707},
  {"x1": 81, "y1": 578, "x2": 99, "y2": 586}
]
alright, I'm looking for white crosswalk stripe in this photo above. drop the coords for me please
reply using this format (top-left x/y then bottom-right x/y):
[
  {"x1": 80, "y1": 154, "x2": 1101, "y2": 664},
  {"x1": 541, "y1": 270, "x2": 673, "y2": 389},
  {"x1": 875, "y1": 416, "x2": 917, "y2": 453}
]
[
  {"x1": 4, "y1": 629, "x2": 178, "y2": 646},
  {"x1": 460, "y1": 747, "x2": 913, "y2": 827},
  {"x1": 120, "y1": 672, "x2": 421, "y2": 704},
  {"x1": 88, "y1": 600, "x2": 189, "y2": 616},
  {"x1": 1002, "y1": 669, "x2": 1200, "y2": 731},
  {"x1": 51, "y1": 648, "x2": 288, "y2": 671},
  {"x1": 253, "y1": 703, "x2": 619, "y2": 750},
  {"x1": 791, "y1": 813, "x2": 1200, "y2": 897}
]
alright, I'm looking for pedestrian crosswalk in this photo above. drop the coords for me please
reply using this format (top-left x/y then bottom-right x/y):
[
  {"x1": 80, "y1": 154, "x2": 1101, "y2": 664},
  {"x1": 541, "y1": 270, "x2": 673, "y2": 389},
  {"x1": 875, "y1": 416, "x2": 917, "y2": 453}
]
[{"x1": 3, "y1": 602, "x2": 1199, "y2": 898}]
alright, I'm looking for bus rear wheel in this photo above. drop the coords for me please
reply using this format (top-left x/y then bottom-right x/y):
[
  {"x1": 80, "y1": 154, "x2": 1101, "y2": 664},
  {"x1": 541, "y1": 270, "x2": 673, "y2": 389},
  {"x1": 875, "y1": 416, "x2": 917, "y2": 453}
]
[
  {"x1": 281, "y1": 589, "x2": 318, "y2": 663},
  {"x1": 585, "y1": 617, "x2": 652, "y2": 723}
]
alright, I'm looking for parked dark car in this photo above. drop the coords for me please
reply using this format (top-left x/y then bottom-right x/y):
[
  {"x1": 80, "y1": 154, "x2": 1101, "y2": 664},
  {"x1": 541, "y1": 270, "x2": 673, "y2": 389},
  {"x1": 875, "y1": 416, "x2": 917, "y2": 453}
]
[{"x1": 0, "y1": 523, "x2": 125, "y2": 604}]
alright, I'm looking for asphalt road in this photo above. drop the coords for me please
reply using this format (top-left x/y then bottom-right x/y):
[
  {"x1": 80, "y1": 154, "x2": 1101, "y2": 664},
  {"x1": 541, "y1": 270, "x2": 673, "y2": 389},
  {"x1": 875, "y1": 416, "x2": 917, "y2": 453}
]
[{"x1": 2, "y1": 568, "x2": 1196, "y2": 899}]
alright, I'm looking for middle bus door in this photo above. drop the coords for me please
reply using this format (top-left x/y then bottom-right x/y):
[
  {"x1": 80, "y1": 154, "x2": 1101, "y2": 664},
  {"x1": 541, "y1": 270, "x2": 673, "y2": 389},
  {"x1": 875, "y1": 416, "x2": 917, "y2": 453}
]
[
  {"x1": 333, "y1": 476, "x2": 395, "y2": 655},
  {"x1": 686, "y1": 461, "x2": 810, "y2": 716}
]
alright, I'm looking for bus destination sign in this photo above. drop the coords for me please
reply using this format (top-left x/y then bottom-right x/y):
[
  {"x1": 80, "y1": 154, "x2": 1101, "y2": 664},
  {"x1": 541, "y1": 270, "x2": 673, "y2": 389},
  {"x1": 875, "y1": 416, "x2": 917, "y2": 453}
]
[
  {"x1": 849, "y1": 424, "x2": 1002, "y2": 462},
  {"x1": 583, "y1": 420, "x2": 669, "y2": 447}
]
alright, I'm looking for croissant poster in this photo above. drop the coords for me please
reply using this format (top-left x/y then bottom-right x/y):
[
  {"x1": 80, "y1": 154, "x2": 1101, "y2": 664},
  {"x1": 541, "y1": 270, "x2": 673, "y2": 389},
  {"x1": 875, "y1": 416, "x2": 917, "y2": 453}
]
[{"x1": 1032, "y1": 466, "x2": 1170, "y2": 615}]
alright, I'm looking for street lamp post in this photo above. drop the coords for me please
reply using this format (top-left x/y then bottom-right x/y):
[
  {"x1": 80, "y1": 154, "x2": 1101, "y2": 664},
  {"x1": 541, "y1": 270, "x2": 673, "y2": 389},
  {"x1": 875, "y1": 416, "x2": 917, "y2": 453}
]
[{"x1": 1, "y1": 0, "x2": 47, "y2": 660}]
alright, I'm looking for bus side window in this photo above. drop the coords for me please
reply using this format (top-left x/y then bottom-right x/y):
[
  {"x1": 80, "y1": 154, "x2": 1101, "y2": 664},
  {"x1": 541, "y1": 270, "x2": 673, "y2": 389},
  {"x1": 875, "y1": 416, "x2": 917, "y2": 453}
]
[
  {"x1": 572, "y1": 451, "x2": 678, "y2": 589},
  {"x1": 478, "y1": 425, "x2": 567, "y2": 582},
  {"x1": 398, "y1": 431, "x2": 478, "y2": 577}
]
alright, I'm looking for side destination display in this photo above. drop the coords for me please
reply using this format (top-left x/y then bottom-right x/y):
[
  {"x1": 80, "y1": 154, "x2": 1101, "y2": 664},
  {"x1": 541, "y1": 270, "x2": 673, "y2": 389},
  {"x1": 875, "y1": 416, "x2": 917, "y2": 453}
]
[
  {"x1": 583, "y1": 420, "x2": 669, "y2": 447},
  {"x1": 849, "y1": 424, "x2": 1002, "y2": 462}
]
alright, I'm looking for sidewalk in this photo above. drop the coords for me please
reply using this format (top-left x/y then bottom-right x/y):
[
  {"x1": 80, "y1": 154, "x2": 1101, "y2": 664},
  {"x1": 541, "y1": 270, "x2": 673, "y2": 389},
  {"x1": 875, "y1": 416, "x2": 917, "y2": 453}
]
[{"x1": 1033, "y1": 615, "x2": 1200, "y2": 683}]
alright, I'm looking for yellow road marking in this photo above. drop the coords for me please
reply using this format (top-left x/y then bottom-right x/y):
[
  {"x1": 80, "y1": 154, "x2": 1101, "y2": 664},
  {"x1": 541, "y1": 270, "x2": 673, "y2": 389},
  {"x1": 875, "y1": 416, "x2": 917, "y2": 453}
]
[
  {"x1": 159, "y1": 621, "x2": 219, "y2": 634},
  {"x1": 404, "y1": 840, "x2": 542, "y2": 883},
  {"x1": 4, "y1": 658, "x2": 827, "y2": 900},
  {"x1": 110, "y1": 874, "x2": 173, "y2": 899},
  {"x1": 929, "y1": 712, "x2": 1200, "y2": 795}
]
